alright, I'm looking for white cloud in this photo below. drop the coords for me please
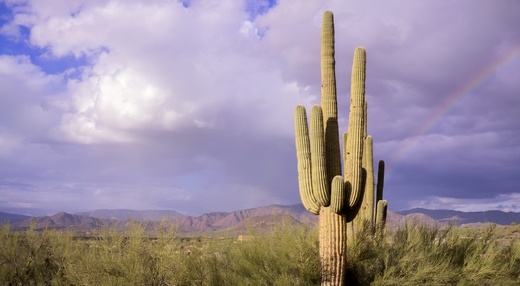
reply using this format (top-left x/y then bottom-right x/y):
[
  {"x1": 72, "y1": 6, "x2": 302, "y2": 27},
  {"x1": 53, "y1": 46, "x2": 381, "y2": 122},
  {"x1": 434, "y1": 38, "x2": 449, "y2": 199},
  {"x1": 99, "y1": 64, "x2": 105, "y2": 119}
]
[
  {"x1": 0, "y1": 55, "x2": 63, "y2": 141},
  {"x1": 0, "y1": 0, "x2": 519, "y2": 215},
  {"x1": 6, "y1": 0, "x2": 328, "y2": 144},
  {"x1": 409, "y1": 194, "x2": 520, "y2": 213},
  {"x1": 0, "y1": 54, "x2": 59, "y2": 85}
]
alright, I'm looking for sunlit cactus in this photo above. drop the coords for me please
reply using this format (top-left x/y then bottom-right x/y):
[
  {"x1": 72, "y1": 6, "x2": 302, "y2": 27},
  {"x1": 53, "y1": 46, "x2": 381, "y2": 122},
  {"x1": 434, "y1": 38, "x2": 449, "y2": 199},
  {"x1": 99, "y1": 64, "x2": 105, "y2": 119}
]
[{"x1": 294, "y1": 10, "x2": 387, "y2": 285}]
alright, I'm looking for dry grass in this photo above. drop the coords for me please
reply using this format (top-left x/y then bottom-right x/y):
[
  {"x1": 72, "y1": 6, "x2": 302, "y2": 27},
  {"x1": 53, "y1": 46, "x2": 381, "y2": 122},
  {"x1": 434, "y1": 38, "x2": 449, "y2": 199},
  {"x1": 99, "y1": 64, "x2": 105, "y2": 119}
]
[{"x1": 1, "y1": 219, "x2": 519, "y2": 285}]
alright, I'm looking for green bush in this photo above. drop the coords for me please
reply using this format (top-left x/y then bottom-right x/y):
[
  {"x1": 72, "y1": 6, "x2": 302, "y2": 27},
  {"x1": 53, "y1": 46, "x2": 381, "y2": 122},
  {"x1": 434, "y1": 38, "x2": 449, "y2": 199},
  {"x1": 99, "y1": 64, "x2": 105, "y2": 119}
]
[
  {"x1": 348, "y1": 223, "x2": 520, "y2": 285},
  {"x1": 0, "y1": 222, "x2": 71, "y2": 285},
  {"x1": 1, "y1": 219, "x2": 519, "y2": 285},
  {"x1": 222, "y1": 220, "x2": 320, "y2": 285}
]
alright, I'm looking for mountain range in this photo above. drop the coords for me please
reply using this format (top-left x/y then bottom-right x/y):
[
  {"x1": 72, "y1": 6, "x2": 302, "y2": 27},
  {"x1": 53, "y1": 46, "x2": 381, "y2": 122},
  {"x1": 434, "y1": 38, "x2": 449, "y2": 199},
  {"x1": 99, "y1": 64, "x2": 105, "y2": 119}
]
[
  {"x1": 0, "y1": 204, "x2": 317, "y2": 234},
  {"x1": 1, "y1": 205, "x2": 519, "y2": 234}
]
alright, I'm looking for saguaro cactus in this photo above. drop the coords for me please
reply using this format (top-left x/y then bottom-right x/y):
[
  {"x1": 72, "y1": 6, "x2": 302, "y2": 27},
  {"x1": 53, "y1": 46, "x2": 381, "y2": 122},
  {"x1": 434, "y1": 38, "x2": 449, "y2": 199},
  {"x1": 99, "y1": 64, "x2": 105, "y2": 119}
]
[{"x1": 294, "y1": 11, "x2": 387, "y2": 285}]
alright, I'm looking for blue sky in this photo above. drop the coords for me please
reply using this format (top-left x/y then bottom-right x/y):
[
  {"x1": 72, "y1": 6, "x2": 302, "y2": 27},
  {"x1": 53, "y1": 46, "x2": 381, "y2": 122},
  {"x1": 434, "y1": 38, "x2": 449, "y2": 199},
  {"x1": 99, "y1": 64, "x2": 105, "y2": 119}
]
[
  {"x1": 0, "y1": 0, "x2": 519, "y2": 216},
  {"x1": 0, "y1": 2, "x2": 88, "y2": 75}
]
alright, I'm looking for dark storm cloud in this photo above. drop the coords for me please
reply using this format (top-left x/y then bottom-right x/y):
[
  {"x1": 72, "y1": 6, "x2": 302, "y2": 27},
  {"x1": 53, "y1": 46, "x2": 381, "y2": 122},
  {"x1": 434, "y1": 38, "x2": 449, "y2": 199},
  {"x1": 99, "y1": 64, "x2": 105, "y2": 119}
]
[{"x1": 0, "y1": 0, "x2": 519, "y2": 215}]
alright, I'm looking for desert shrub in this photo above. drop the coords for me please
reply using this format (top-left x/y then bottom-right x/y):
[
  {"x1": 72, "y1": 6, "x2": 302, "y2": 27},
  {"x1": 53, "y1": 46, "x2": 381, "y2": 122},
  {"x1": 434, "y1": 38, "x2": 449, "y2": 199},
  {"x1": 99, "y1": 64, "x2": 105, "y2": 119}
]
[
  {"x1": 0, "y1": 222, "x2": 72, "y2": 285},
  {"x1": 1, "y1": 219, "x2": 520, "y2": 285},
  {"x1": 370, "y1": 223, "x2": 520, "y2": 285},
  {"x1": 212, "y1": 218, "x2": 320, "y2": 285},
  {"x1": 62, "y1": 221, "x2": 182, "y2": 285},
  {"x1": 459, "y1": 224, "x2": 520, "y2": 285},
  {"x1": 345, "y1": 221, "x2": 387, "y2": 285}
]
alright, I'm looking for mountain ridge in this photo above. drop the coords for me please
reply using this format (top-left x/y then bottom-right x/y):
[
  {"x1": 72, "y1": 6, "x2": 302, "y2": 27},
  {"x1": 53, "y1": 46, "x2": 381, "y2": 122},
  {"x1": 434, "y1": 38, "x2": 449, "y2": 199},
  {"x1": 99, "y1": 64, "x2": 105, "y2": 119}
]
[
  {"x1": 5, "y1": 204, "x2": 318, "y2": 234},
  {"x1": 3, "y1": 205, "x2": 520, "y2": 233},
  {"x1": 74, "y1": 209, "x2": 184, "y2": 221}
]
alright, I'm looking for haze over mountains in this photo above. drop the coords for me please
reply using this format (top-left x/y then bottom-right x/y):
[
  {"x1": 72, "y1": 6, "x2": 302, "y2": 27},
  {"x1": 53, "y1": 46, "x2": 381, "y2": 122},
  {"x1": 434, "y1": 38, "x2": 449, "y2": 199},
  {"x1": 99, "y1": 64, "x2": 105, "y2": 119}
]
[{"x1": 1, "y1": 205, "x2": 519, "y2": 234}]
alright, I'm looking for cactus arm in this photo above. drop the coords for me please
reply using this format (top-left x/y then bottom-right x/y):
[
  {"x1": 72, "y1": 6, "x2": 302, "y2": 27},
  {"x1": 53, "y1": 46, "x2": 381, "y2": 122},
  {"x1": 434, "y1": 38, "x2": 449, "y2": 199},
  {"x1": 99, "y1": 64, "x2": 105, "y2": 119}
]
[
  {"x1": 375, "y1": 160, "x2": 387, "y2": 230},
  {"x1": 376, "y1": 160, "x2": 385, "y2": 202},
  {"x1": 344, "y1": 47, "x2": 366, "y2": 208},
  {"x1": 345, "y1": 168, "x2": 366, "y2": 222},
  {"x1": 310, "y1": 105, "x2": 330, "y2": 207},
  {"x1": 359, "y1": 135, "x2": 375, "y2": 223},
  {"x1": 375, "y1": 199, "x2": 388, "y2": 231},
  {"x1": 294, "y1": 105, "x2": 320, "y2": 214},
  {"x1": 343, "y1": 47, "x2": 367, "y2": 224},
  {"x1": 330, "y1": 176, "x2": 346, "y2": 213},
  {"x1": 364, "y1": 99, "x2": 368, "y2": 138}
]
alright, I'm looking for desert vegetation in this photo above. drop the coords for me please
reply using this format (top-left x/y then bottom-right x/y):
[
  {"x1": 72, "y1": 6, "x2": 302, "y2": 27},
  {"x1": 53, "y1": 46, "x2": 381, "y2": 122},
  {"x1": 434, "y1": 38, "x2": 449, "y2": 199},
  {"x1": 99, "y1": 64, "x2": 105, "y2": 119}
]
[{"x1": 1, "y1": 219, "x2": 519, "y2": 285}]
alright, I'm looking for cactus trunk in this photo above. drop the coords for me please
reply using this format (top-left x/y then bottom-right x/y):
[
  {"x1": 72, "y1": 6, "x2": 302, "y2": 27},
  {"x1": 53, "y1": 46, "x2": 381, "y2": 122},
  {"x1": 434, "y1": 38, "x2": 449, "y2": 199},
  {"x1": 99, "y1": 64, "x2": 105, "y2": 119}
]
[{"x1": 319, "y1": 207, "x2": 346, "y2": 285}]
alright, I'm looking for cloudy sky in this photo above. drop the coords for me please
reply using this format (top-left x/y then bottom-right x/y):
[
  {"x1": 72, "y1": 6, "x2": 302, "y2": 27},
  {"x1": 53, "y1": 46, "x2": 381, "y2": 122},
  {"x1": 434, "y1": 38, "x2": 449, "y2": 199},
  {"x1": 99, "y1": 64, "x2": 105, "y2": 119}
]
[{"x1": 0, "y1": 0, "x2": 519, "y2": 216}]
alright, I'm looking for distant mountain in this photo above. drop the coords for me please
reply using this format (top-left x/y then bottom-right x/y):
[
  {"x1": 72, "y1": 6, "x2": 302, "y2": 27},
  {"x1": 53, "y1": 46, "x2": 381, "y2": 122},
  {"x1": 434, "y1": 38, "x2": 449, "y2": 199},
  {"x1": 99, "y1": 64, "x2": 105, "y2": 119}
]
[
  {"x1": 386, "y1": 210, "x2": 403, "y2": 227},
  {"x1": 0, "y1": 211, "x2": 31, "y2": 223},
  {"x1": 218, "y1": 213, "x2": 304, "y2": 236},
  {"x1": 75, "y1": 209, "x2": 184, "y2": 221},
  {"x1": 397, "y1": 213, "x2": 443, "y2": 228},
  {"x1": 13, "y1": 212, "x2": 108, "y2": 230},
  {"x1": 397, "y1": 208, "x2": 520, "y2": 225},
  {"x1": 7, "y1": 204, "x2": 317, "y2": 233},
  {"x1": 6, "y1": 205, "x2": 520, "y2": 233},
  {"x1": 174, "y1": 204, "x2": 317, "y2": 233},
  {"x1": 177, "y1": 212, "x2": 230, "y2": 233}
]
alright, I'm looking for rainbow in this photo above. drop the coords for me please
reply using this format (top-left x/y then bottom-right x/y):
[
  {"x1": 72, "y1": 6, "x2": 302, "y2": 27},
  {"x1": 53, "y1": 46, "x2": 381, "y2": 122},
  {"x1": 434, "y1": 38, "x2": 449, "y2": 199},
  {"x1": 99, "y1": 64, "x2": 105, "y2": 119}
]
[{"x1": 385, "y1": 45, "x2": 520, "y2": 180}]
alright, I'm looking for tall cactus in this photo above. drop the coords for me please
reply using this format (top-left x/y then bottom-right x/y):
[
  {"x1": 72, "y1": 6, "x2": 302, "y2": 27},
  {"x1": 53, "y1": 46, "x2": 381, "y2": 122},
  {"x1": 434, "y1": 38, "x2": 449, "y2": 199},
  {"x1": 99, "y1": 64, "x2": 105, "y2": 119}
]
[{"x1": 294, "y1": 11, "x2": 387, "y2": 285}]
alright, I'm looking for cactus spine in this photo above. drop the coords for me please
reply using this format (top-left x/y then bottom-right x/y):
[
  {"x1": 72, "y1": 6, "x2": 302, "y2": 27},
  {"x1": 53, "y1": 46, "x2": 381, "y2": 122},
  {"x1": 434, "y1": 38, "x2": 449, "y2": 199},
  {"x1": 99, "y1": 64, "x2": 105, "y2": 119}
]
[{"x1": 294, "y1": 11, "x2": 387, "y2": 285}]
